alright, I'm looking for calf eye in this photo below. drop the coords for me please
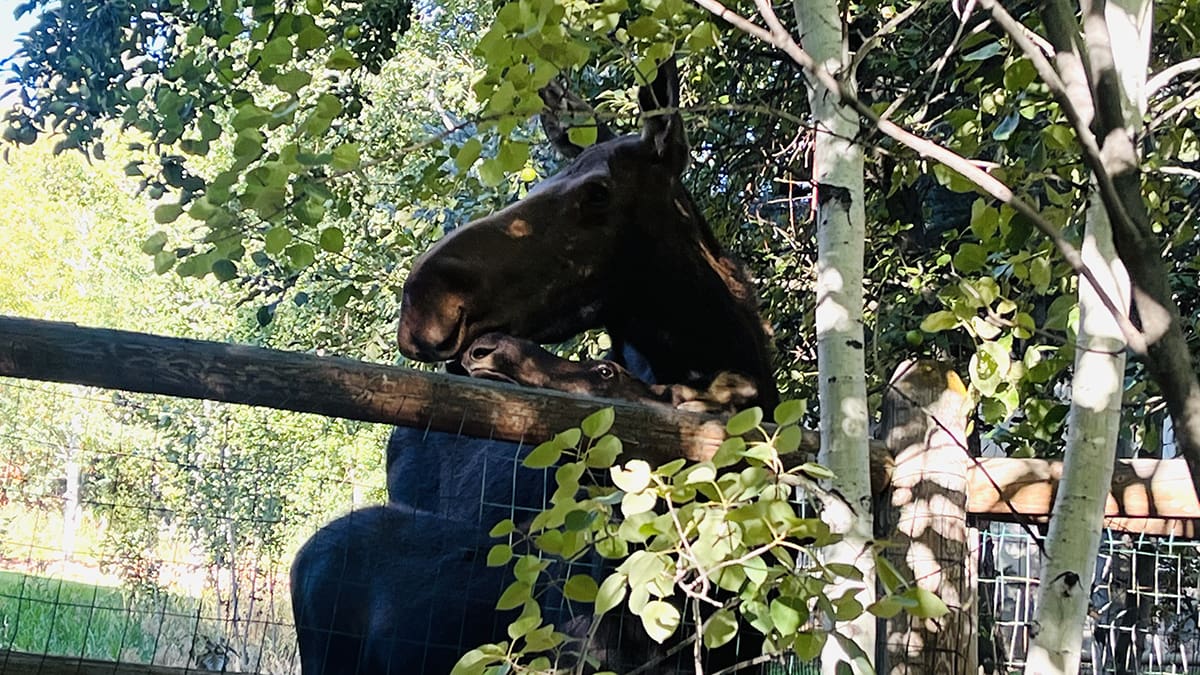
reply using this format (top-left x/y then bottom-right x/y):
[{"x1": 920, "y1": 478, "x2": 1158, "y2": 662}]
[
  {"x1": 595, "y1": 363, "x2": 616, "y2": 380},
  {"x1": 580, "y1": 181, "x2": 611, "y2": 209}
]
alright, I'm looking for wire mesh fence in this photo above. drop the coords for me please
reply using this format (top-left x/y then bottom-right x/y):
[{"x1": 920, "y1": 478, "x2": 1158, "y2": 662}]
[
  {"x1": 0, "y1": 376, "x2": 391, "y2": 672},
  {"x1": 979, "y1": 522, "x2": 1200, "y2": 674},
  {"x1": 2, "y1": 375, "x2": 1199, "y2": 674}
]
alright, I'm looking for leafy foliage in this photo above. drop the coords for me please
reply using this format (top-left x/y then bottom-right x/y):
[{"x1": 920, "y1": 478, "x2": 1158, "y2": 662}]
[{"x1": 456, "y1": 407, "x2": 945, "y2": 673}]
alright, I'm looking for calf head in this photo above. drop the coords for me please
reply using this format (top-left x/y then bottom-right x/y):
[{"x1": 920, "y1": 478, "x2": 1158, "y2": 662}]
[{"x1": 461, "y1": 333, "x2": 757, "y2": 414}]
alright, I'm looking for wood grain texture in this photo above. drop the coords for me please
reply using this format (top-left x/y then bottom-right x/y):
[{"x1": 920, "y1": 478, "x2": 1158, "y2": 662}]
[{"x1": 0, "y1": 649, "x2": 215, "y2": 675}]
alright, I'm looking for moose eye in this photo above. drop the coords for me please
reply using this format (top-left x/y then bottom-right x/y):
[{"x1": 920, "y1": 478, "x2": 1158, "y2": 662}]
[
  {"x1": 595, "y1": 363, "x2": 616, "y2": 380},
  {"x1": 580, "y1": 181, "x2": 611, "y2": 209}
]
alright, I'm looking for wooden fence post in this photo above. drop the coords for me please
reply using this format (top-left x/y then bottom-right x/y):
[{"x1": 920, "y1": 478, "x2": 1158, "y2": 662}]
[{"x1": 878, "y1": 360, "x2": 975, "y2": 675}]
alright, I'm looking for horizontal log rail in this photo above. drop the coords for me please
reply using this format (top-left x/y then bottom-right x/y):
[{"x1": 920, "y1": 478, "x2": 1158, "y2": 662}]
[
  {"x1": 1, "y1": 315, "x2": 1197, "y2": 534},
  {"x1": 0, "y1": 649, "x2": 219, "y2": 675}
]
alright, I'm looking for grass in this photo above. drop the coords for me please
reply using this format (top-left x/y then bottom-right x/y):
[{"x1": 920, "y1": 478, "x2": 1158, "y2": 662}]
[{"x1": 0, "y1": 570, "x2": 204, "y2": 663}]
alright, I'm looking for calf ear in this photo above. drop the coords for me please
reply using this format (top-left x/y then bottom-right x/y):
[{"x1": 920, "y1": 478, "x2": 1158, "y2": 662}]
[
  {"x1": 539, "y1": 78, "x2": 616, "y2": 158},
  {"x1": 638, "y1": 56, "x2": 688, "y2": 173}
]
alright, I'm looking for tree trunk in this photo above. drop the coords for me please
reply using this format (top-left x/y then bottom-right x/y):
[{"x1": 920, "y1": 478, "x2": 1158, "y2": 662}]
[
  {"x1": 61, "y1": 411, "x2": 83, "y2": 562},
  {"x1": 1026, "y1": 3, "x2": 1146, "y2": 673},
  {"x1": 792, "y1": 2, "x2": 874, "y2": 671},
  {"x1": 880, "y1": 361, "x2": 974, "y2": 675}
]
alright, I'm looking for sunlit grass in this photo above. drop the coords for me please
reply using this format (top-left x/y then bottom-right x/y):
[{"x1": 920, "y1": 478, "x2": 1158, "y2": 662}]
[{"x1": 0, "y1": 570, "x2": 184, "y2": 662}]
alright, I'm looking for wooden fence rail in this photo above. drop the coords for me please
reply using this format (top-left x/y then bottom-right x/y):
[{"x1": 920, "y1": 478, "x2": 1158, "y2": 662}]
[{"x1": 1, "y1": 315, "x2": 1196, "y2": 535}]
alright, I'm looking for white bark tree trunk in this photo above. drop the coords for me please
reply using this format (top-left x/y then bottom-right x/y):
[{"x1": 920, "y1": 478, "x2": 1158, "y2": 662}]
[
  {"x1": 1025, "y1": 2, "x2": 1148, "y2": 673},
  {"x1": 792, "y1": 2, "x2": 874, "y2": 671}
]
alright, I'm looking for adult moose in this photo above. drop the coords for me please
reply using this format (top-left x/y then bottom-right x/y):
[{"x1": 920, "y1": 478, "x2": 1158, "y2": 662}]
[
  {"x1": 396, "y1": 58, "x2": 778, "y2": 410},
  {"x1": 292, "y1": 58, "x2": 776, "y2": 675},
  {"x1": 291, "y1": 337, "x2": 758, "y2": 675}
]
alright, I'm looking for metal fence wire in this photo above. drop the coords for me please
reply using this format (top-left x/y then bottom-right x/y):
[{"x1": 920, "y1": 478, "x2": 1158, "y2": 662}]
[
  {"x1": 1, "y1": 377, "x2": 1199, "y2": 674},
  {"x1": 979, "y1": 522, "x2": 1200, "y2": 674}
]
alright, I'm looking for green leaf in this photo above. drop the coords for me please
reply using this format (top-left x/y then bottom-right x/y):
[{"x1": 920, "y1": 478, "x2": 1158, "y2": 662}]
[
  {"x1": 867, "y1": 596, "x2": 906, "y2": 619},
  {"x1": 875, "y1": 553, "x2": 907, "y2": 594},
  {"x1": 585, "y1": 435, "x2": 622, "y2": 468},
  {"x1": 773, "y1": 399, "x2": 805, "y2": 426},
  {"x1": 153, "y1": 251, "x2": 175, "y2": 274},
  {"x1": 451, "y1": 648, "x2": 499, "y2": 675},
  {"x1": 455, "y1": 138, "x2": 483, "y2": 173},
  {"x1": 834, "y1": 592, "x2": 864, "y2": 621},
  {"x1": 702, "y1": 608, "x2": 738, "y2": 648},
  {"x1": 319, "y1": 227, "x2": 345, "y2": 253},
  {"x1": 141, "y1": 231, "x2": 168, "y2": 255},
  {"x1": 563, "y1": 574, "x2": 599, "y2": 602},
  {"x1": 260, "y1": 37, "x2": 292, "y2": 65},
  {"x1": 711, "y1": 437, "x2": 745, "y2": 468},
  {"x1": 489, "y1": 519, "x2": 515, "y2": 537},
  {"x1": 487, "y1": 544, "x2": 513, "y2": 567},
  {"x1": 497, "y1": 140, "x2": 530, "y2": 172},
  {"x1": 566, "y1": 125, "x2": 597, "y2": 148},
  {"x1": 797, "y1": 462, "x2": 835, "y2": 481},
  {"x1": 627, "y1": 16, "x2": 662, "y2": 39},
  {"x1": 769, "y1": 597, "x2": 805, "y2": 635},
  {"x1": 1029, "y1": 256, "x2": 1051, "y2": 291},
  {"x1": 638, "y1": 600, "x2": 680, "y2": 644},
  {"x1": 523, "y1": 440, "x2": 562, "y2": 469},
  {"x1": 686, "y1": 21, "x2": 719, "y2": 51},
  {"x1": 1004, "y1": 57, "x2": 1037, "y2": 91},
  {"x1": 264, "y1": 226, "x2": 292, "y2": 254},
  {"x1": 581, "y1": 407, "x2": 615, "y2": 438},
  {"x1": 211, "y1": 259, "x2": 237, "y2": 282},
  {"x1": 285, "y1": 243, "x2": 315, "y2": 269},
  {"x1": 825, "y1": 562, "x2": 864, "y2": 582},
  {"x1": 953, "y1": 243, "x2": 988, "y2": 273},
  {"x1": 901, "y1": 587, "x2": 950, "y2": 618},
  {"x1": 154, "y1": 203, "x2": 184, "y2": 224},
  {"x1": 325, "y1": 46, "x2": 360, "y2": 70},
  {"x1": 774, "y1": 425, "x2": 803, "y2": 454},
  {"x1": 595, "y1": 572, "x2": 627, "y2": 615},
  {"x1": 331, "y1": 142, "x2": 361, "y2": 171},
  {"x1": 524, "y1": 625, "x2": 562, "y2": 652},
  {"x1": 293, "y1": 198, "x2": 325, "y2": 226},
  {"x1": 920, "y1": 310, "x2": 958, "y2": 333},
  {"x1": 726, "y1": 407, "x2": 763, "y2": 436},
  {"x1": 496, "y1": 581, "x2": 531, "y2": 610},
  {"x1": 478, "y1": 158, "x2": 504, "y2": 187},
  {"x1": 1045, "y1": 295, "x2": 1076, "y2": 330},
  {"x1": 555, "y1": 428, "x2": 582, "y2": 448},
  {"x1": 962, "y1": 42, "x2": 1002, "y2": 61},
  {"x1": 275, "y1": 69, "x2": 312, "y2": 93},
  {"x1": 793, "y1": 631, "x2": 826, "y2": 661},
  {"x1": 296, "y1": 25, "x2": 327, "y2": 50},
  {"x1": 507, "y1": 614, "x2": 540, "y2": 640}
]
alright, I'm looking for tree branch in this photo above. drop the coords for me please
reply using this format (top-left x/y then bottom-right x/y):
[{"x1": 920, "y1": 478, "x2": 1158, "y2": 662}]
[
  {"x1": 691, "y1": 0, "x2": 1147, "y2": 355},
  {"x1": 1147, "y1": 56, "x2": 1200, "y2": 97}
]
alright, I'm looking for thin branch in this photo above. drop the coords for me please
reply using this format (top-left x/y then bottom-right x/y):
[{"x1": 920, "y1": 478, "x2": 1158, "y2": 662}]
[
  {"x1": 921, "y1": 0, "x2": 978, "y2": 118},
  {"x1": 692, "y1": 0, "x2": 1148, "y2": 355},
  {"x1": 1156, "y1": 166, "x2": 1200, "y2": 181},
  {"x1": 1147, "y1": 56, "x2": 1200, "y2": 97},
  {"x1": 852, "y1": 0, "x2": 932, "y2": 70}
]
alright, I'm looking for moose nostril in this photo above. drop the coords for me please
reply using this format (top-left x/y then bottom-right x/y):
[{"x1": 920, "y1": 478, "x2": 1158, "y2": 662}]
[{"x1": 469, "y1": 344, "x2": 494, "y2": 362}]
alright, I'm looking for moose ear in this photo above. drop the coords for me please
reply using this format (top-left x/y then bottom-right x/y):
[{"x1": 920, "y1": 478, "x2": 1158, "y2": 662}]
[
  {"x1": 539, "y1": 78, "x2": 617, "y2": 159},
  {"x1": 638, "y1": 57, "x2": 688, "y2": 173}
]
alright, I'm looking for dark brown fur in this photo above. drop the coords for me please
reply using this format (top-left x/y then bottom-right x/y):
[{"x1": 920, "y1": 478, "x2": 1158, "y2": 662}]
[
  {"x1": 397, "y1": 61, "x2": 778, "y2": 409},
  {"x1": 461, "y1": 333, "x2": 757, "y2": 414}
]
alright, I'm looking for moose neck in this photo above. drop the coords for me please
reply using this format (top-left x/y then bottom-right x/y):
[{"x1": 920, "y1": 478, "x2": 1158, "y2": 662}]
[{"x1": 607, "y1": 187, "x2": 779, "y2": 409}]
